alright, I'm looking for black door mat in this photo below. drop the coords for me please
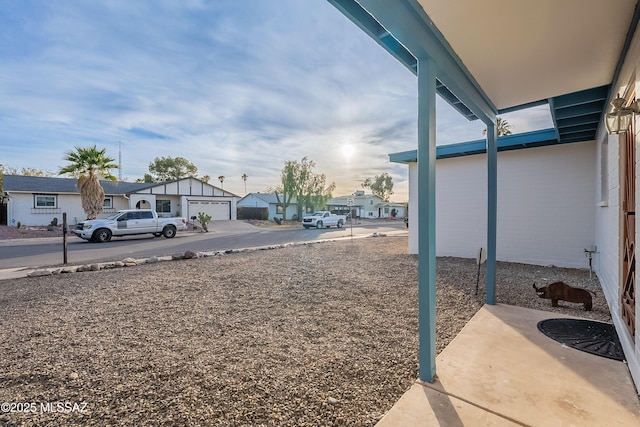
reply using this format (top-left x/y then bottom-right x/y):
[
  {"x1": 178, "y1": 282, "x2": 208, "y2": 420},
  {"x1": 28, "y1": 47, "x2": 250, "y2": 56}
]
[{"x1": 537, "y1": 318, "x2": 625, "y2": 361}]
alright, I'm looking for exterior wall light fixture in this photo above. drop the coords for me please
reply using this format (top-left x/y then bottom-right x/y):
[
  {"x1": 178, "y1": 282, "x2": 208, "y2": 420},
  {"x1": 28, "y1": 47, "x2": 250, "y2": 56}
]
[{"x1": 606, "y1": 94, "x2": 640, "y2": 134}]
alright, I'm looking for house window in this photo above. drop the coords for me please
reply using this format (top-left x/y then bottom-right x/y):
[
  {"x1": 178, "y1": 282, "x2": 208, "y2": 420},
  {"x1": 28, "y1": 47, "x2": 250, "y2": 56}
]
[
  {"x1": 276, "y1": 205, "x2": 284, "y2": 214},
  {"x1": 156, "y1": 199, "x2": 171, "y2": 214},
  {"x1": 103, "y1": 197, "x2": 113, "y2": 209},
  {"x1": 35, "y1": 194, "x2": 57, "y2": 208},
  {"x1": 384, "y1": 207, "x2": 390, "y2": 214},
  {"x1": 369, "y1": 200, "x2": 374, "y2": 205}
]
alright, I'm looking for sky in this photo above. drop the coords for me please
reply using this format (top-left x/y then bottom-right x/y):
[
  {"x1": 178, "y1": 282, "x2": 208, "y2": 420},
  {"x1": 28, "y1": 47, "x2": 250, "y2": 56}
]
[{"x1": 0, "y1": 0, "x2": 553, "y2": 201}]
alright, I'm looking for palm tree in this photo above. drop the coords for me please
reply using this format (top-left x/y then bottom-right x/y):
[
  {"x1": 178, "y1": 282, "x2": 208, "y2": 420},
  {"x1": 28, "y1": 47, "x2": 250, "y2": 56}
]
[
  {"x1": 218, "y1": 175, "x2": 225, "y2": 190},
  {"x1": 483, "y1": 117, "x2": 513, "y2": 136},
  {"x1": 59, "y1": 145, "x2": 118, "y2": 219},
  {"x1": 241, "y1": 173, "x2": 248, "y2": 194}
]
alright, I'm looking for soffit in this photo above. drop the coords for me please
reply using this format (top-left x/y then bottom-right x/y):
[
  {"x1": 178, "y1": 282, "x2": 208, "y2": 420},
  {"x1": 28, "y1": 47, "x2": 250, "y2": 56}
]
[{"x1": 415, "y1": 0, "x2": 636, "y2": 110}]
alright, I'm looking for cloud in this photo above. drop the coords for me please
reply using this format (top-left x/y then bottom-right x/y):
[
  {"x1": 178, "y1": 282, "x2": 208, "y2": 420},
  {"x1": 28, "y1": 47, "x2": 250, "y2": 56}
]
[{"x1": 0, "y1": 0, "x2": 553, "y2": 200}]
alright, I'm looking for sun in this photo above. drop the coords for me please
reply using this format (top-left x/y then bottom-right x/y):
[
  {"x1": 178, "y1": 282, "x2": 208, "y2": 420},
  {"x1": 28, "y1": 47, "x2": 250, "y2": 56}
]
[{"x1": 341, "y1": 144, "x2": 356, "y2": 159}]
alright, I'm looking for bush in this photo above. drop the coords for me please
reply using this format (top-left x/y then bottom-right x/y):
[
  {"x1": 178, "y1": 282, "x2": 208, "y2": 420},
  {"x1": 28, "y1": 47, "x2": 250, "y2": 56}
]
[{"x1": 197, "y1": 212, "x2": 212, "y2": 232}]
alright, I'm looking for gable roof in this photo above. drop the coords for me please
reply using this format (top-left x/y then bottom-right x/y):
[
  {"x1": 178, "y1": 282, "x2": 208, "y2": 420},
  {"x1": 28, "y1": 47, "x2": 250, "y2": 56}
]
[
  {"x1": 2, "y1": 175, "x2": 148, "y2": 194},
  {"x1": 131, "y1": 176, "x2": 239, "y2": 198}
]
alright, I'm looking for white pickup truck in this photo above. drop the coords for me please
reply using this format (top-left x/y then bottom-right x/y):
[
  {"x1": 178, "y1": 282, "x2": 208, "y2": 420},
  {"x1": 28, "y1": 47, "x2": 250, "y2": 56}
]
[
  {"x1": 302, "y1": 211, "x2": 346, "y2": 229},
  {"x1": 73, "y1": 209, "x2": 187, "y2": 242}
]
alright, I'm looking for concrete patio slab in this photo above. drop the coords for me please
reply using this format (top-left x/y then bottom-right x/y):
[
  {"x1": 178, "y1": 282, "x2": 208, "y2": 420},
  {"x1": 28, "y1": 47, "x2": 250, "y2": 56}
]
[{"x1": 377, "y1": 304, "x2": 640, "y2": 426}]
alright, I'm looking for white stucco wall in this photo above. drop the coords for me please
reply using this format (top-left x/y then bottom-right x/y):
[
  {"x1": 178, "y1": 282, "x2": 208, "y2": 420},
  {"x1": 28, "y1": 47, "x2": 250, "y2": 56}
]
[
  {"x1": 594, "y1": 135, "x2": 620, "y2": 313},
  {"x1": 594, "y1": 128, "x2": 640, "y2": 393},
  {"x1": 6, "y1": 193, "x2": 130, "y2": 226},
  {"x1": 592, "y1": 22, "x2": 640, "y2": 391},
  {"x1": 407, "y1": 141, "x2": 597, "y2": 269}
]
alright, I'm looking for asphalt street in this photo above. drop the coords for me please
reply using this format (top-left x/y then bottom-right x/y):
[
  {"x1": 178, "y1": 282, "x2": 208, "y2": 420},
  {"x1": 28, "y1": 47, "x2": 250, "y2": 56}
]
[{"x1": 0, "y1": 220, "x2": 408, "y2": 271}]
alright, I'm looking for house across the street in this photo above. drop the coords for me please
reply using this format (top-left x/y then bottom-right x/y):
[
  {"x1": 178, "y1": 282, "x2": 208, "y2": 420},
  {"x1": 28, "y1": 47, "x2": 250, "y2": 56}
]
[
  {"x1": 236, "y1": 193, "x2": 299, "y2": 221},
  {"x1": 327, "y1": 191, "x2": 406, "y2": 219},
  {"x1": 1, "y1": 175, "x2": 239, "y2": 227}
]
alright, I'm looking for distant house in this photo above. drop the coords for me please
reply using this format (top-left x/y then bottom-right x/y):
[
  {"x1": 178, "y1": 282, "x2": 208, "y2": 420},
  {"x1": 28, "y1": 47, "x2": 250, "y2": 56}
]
[
  {"x1": 375, "y1": 202, "x2": 406, "y2": 219},
  {"x1": 237, "y1": 193, "x2": 298, "y2": 220},
  {"x1": 327, "y1": 191, "x2": 404, "y2": 219},
  {"x1": 1, "y1": 175, "x2": 239, "y2": 227}
]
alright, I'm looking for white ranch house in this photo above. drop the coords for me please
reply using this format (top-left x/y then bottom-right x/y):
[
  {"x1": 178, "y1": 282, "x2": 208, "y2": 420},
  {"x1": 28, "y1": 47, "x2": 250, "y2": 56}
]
[
  {"x1": 327, "y1": 191, "x2": 406, "y2": 219},
  {"x1": 236, "y1": 193, "x2": 299, "y2": 220},
  {"x1": 2, "y1": 175, "x2": 239, "y2": 227}
]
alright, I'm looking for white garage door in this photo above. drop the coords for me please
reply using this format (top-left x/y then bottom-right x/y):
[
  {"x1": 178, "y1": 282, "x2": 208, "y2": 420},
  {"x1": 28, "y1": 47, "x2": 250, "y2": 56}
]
[{"x1": 188, "y1": 200, "x2": 230, "y2": 221}]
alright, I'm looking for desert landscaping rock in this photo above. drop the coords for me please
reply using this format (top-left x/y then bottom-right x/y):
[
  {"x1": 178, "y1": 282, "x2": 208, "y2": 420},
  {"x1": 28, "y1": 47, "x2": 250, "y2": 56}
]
[
  {"x1": 184, "y1": 250, "x2": 198, "y2": 259},
  {"x1": 27, "y1": 269, "x2": 52, "y2": 277},
  {"x1": 0, "y1": 236, "x2": 607, "y2": 426}
]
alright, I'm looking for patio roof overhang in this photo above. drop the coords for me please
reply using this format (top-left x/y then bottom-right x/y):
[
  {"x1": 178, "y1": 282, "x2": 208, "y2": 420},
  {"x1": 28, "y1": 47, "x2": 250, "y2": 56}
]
[{"x1": 329, "y1": 0, "x2": 639, "y2": 144}]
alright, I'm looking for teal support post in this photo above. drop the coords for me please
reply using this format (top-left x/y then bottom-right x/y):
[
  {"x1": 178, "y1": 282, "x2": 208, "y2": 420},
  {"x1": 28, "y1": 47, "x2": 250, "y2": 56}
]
[
  {"x1": 486, "y1": 122, "x2": 497, "y2": 305},
  {"x1": 417, "y1": 57, "x2": 437, "y2": 382}
]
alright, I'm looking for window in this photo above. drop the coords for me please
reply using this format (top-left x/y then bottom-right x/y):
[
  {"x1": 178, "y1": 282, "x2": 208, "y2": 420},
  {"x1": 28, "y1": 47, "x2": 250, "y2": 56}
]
[
  {"x1": 276, "y1": 205, "x2": 283, "y2": 214},
  {"x1": 140, "y1": 211, "x2": 154, "y2": 219},
  {"x1": 103, "y1": 197, "x2": 113, "y2": 209},
  {"x1": 156, "y1": 199, "x2": 171, "y2": 214},
  {"x1": 35, "y1": 194, "x2": 56, "y2": 208},
  {"x1": 384, "y1": 207, "x2": 390, "y2": 214},
  {"x1": 369, "y1": 200, "x2": 374, "y2": 205}
]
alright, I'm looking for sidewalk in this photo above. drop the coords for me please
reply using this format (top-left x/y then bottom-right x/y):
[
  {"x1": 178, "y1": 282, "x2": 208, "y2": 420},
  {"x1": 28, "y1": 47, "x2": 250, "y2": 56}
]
[{"x1": 376, "y1": 304, "x2": 640, "y2": 426}]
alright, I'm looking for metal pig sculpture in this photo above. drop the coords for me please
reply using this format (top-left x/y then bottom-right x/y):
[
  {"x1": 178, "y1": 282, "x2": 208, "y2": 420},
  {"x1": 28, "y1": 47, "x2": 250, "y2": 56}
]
[{"x1": 533, "y1": 281, "x2": 596, "y2": 311}]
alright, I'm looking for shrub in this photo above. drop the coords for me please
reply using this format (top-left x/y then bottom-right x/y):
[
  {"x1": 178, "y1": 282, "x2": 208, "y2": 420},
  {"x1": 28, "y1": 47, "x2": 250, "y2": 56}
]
[{"x1": 197, "y1": 212, "x2": 212, "y2": 232}]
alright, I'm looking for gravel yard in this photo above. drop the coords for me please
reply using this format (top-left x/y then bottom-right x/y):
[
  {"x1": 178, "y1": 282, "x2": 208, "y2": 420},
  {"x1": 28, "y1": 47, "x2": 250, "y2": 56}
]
[{"x1": 0, "y1": 235, "x2": 608, "y2": 426}]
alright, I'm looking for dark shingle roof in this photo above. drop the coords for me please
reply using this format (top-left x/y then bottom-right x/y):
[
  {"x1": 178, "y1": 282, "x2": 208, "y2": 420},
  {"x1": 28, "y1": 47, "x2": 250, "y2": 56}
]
[{"x1": 2, "y1": 175, "x2": 149, "y2": 195}]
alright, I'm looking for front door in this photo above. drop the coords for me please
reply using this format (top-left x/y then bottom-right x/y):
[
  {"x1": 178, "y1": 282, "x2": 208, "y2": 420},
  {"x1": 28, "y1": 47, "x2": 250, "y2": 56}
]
[{"x1": 621, "y1": 120, "x2": 636, "y2": 340}]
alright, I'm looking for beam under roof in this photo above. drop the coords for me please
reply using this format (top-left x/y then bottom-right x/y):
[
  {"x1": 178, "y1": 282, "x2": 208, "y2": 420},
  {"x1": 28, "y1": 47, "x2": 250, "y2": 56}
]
[
  {"x1": 389, "y1": 128, "x2": 560, "y2": 163},
  {"x1": 328, "y1": 0, "x2": 496, "y2": 123}
]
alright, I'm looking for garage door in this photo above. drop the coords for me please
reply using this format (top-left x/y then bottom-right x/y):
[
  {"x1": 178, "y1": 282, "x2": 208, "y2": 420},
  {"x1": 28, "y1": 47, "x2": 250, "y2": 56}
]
[{"x1": 188, "y1": 200, "x2": 230, "y2": 221}]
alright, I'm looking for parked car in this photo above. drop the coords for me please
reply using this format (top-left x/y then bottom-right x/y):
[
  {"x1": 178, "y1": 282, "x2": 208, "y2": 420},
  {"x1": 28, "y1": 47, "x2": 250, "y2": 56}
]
[
  {"x1": 301, "y1": 211, "x2": 346, "y2": 229},
  {"x1": 73, "y1": 209, "x2": 187, "y2": 242}
]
